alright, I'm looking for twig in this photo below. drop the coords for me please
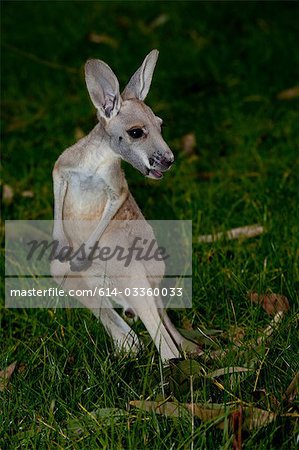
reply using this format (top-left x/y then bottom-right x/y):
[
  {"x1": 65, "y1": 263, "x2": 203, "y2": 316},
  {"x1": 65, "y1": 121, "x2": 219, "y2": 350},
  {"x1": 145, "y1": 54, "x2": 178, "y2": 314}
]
[
  {"x1": 256, "y1": 311, "x2": 284, "y2": 345},
  {"x1": 198, "y1": 224, "x2": 264, "y2": 243},
  {"x1": 2, "y1": 43, "x2": 79, "y2": 73}
]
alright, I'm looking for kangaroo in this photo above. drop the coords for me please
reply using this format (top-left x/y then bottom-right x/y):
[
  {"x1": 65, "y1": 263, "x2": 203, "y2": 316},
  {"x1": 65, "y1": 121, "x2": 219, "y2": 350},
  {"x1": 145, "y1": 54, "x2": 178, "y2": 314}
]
[{"x1": 51, "y1": 50, "x2": 199, "y2": 361}]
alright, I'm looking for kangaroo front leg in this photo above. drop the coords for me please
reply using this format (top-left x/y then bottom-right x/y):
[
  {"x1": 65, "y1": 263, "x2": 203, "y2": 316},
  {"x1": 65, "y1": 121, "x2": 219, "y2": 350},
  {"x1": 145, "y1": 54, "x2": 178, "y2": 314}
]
[
  {"x1": 52, "y1": 166, "x2": 69, "y2": 253},
  {"x1": 70, "y1": 188, "x2": 128, "y2": 272}
]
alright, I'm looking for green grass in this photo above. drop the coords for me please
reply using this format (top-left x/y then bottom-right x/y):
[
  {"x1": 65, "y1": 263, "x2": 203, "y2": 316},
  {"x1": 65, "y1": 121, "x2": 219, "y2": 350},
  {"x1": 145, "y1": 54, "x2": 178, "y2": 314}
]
[{"x1": 1, "y1": 1, "x2": 299, "y2": 448}]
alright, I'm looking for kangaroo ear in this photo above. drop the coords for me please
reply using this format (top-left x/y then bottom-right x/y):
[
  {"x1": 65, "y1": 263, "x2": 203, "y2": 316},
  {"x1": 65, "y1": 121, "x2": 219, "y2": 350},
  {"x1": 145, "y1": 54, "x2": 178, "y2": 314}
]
[
  {"x1": 122, "y1": 49, "x2": 159, "y2": 101},
  {"x1": 85, "y1": 59, "x2": 121, "y2": 119}
]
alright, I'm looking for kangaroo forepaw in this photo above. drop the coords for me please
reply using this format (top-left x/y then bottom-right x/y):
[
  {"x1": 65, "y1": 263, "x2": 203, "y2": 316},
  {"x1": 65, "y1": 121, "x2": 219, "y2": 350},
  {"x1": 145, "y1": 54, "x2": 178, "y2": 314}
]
[{"x1": 70, "y1": 258, "x2": 93, "y2": 272}]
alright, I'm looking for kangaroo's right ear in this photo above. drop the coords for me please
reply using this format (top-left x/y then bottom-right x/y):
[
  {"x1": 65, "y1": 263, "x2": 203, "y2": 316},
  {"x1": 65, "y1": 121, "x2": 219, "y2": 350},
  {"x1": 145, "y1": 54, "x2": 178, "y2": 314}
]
[
  {"x1": 122, "y1": 49, "x2": 159, "y2": 101},
  {"x1": 85, "y1": 59, "x2": 121, "y2": 119}
]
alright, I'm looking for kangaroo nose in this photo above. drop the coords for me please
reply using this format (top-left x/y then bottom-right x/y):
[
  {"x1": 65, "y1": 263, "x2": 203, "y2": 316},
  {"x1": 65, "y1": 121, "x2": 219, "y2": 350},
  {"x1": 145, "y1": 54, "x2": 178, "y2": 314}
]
[{"x1": 161, "y1": 157, "x2": 173, "y2": 169}]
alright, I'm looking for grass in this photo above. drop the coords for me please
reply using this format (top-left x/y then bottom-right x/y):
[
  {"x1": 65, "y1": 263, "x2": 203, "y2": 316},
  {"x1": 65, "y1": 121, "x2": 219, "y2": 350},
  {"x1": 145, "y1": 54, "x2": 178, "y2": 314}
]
[{"x1": 1, "y1": 1, "x2": 299, "y2": 448}]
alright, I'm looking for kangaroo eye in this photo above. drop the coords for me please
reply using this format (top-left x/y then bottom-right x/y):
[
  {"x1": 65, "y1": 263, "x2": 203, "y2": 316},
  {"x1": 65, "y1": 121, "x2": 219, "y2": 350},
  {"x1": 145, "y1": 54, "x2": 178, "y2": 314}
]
[{"x1": 127, "y1": 128, "x2": 144, "y2": 139}]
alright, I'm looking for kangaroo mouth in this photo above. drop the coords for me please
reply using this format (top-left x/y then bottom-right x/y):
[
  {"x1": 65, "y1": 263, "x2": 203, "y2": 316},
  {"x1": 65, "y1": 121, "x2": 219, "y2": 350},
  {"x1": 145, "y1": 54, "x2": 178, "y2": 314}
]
[
  {"x1": 147, "y1": 168, "x2": 164, "y2": 179},
  {"x1": 146, "y1": 160, "x2": 173, "y2": 180}
]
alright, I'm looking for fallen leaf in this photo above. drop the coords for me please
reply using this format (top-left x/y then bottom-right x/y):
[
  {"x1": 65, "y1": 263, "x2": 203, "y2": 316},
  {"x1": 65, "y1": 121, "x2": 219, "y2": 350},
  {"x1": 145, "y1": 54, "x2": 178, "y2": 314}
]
[
  {"x1": 3, "y1": 184, "x2": 14, "y2": 204},
  {"x1": 181, "y1": 133, "x2": 197, "y2": 155},
  {"x1": 242, "y1": 406, "x2": 276, "y2": 431},
  {"x1": 117, "y1": 16, "x2": 131, "y2": 29},
  {"x1": 199, "y1": 224, "x2": 264, "y2": 243},
  {"x1": 188, "y1": 403, "x2": 276, "y2": 431},
  {"x1": 149, "y1": 14, "x2": 169, "y2": 29},
  {"x1": 17, "y1": 362, "x2": 27, "y2": 374},
  {"x1": 179, "y1": 327, "x2": 221, "y2": 347},
  {"x1": 131, "y1": 399, "x2": 277, "y2": 432},
  {"x1": 228, "y1": 325, "x2": 246, "y2": 346},
  {"x1": 166, "y1": 359, "x2": 204, "y2": 396},
  {"x1": 0, "y1": 361, "x2": 17, "y2": 391},
  {"x1": 207, "y1": 367, "x2": 253, "y2": 378},
  {"x1": 186, "y1": 402, "x2": 232, "y2": 427},
  {"x1": 277, "y1": 86, "x2": 299, "y2": 100},
  {"x1": 243, "y1": 95, "x2": 265, "y2": 103},
  {"x1": 283, "y1": 371, "x2": 299, "y2": 403},
  {"x1": 197, "y1": 171, "x2": 215, "y2": 181},
  {"x1": 129, "y1": 400, "x2": 187, "y2": 418},
  {"x1": 249, "y1": 292, "x2": 289, "y2": 315},
  {"x1": 21, "y1": 190, "x2": 34, "y2": 198},
  {"x1": 88, "y1": 33, "x2": 118, "y2": 48},
  {"x1": 181, "y1": 316, "x2": 193, "y2": 331}
]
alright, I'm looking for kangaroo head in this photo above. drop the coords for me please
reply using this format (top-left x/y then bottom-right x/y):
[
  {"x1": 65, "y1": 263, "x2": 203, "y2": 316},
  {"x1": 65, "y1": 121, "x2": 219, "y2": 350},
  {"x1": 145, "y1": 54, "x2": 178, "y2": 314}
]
[{"x1": 85, "y1": 50, "x2": 174, "y2": 179}]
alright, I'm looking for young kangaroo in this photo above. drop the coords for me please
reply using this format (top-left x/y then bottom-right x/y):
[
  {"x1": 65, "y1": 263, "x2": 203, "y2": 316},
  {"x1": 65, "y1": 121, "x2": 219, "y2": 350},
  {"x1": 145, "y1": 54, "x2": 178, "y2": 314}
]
[{"x1": 51, "y1": 50, "x2": 199, "y2": 361}]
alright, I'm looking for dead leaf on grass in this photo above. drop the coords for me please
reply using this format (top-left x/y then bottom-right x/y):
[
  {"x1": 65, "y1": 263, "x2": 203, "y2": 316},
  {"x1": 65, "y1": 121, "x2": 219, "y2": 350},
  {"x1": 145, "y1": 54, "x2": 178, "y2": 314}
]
[
  {"x1": 178, "y1": 327, "x2": 222, "y2": 347},
  {"x1": 149, "y1": 14, "x2": 169, "y2": 30},
  {"x1": 283, "y1": 371, "x2": 299, "y2": 403},
  {"x1": 186, "y1": 402, "x2": 231, "y2": 426},
  {"x1": 3, "y1": 184, "x2": 14, "y2": 204},
  {"x1": 181, "y1": 132, "x2": 197, "y2": 155},
  {"x1": 242, "y1": 405, "x2": 276, "y2": 431},
  {"x1": 21, "y1": 190, "x2": 34, "y2": 198},
  {"x1": 199, "y1": 224, "x2": 264, "y2": 243},
  {"x1": 181, "y1": 316, "x2": 193, "y2": 331},
  {"x1": 197, "y1": 171, "x2": 215, "y2": 181},
  {"x1": 129, "y1": 400, "x2": 187, "y2": 418},
  {"x1": 277, "y1": 86, "x2": 299, "y2": 100},
  {"x1": 188, "y1": 403, "x2": 276, "y2": 431},
  {"x1": 131, "y1": 399, "x2": 277, "y2": 432},
  {"x1": 249, "y1": 292, "x2": 289, "y2": 315},
  {"x1": 88, "y1": 33, "x2": 118, "y2": 48},
  {"x1": 0, "y1": 361, "x2": 17, "y2": 391},
  {"x1": 207, "y1": 367, "x2": 253, "y2": 378}
]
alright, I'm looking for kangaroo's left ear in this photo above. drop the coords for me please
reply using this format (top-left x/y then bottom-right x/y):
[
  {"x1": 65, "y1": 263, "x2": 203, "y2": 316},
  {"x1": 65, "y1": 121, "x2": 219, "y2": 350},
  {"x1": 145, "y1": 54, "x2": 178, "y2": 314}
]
[
  {"x1": 85, "y1": 59, "x2": 121, "y2": 119},
  {"x1": 122, "y1": 49, "x2": 159, "y2": 101}
]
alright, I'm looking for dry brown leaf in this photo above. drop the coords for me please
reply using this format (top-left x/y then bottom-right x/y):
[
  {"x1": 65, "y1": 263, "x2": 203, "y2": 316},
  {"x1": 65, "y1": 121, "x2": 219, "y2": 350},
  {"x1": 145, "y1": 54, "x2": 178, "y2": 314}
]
[
  {"x1": 21, "y1": 190, "x2": 34, "y2": 198},
  {"x1": 249, "y1": 292, "x2": 289, "y2": 315},
  {"x1": 149, "y1": 14, "x2": 169, "y2": 30},
  {"x1": 181, "y1": 133, "x2": 197, "y2": 155},
  {"x1": 228, "y1": 325, "x2": 246, "y2": 346},
  {"x1": 283, "y1": 371, "x2": 299, "y2": 403},
  {"x1": 131, "y1": 399, "x2": 277, "y2": 432},
  {"x1": 242, "y1": 406, "x2": 276, "y2": 431},
  {"x1": 0, "y1": 361, "x2": 17, "y2": 391},
  {"x1": 181, "y1": 316, "x2": 193, "y2": 331},
  {"x1": 199, "y1": 224, "x2": 264, "y2": 243},
  {"x1": 207, "y1": 367, "x2": 253, "y2": 378},
  {"x1": 88, "y1": 33, "x2": 118, "y2": 48},
  {"x1": 3, "y1": 184, "x2": 14, "y2": 204},
  {"x1": 277, "y1": 86, "x2": 299, "y2": 100},
  {"x1": 189, "y1": 403, "x2": 275, "y2": 431},
  {"x1": 197, "y1": 172, "x2": 215, "y2": 181},
  {"x1": 187, "y1": 403, "x2": 231, "y2": 425},
  {"x1": 129, "y1": 400, "x2": 187, "y2": 418}
]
